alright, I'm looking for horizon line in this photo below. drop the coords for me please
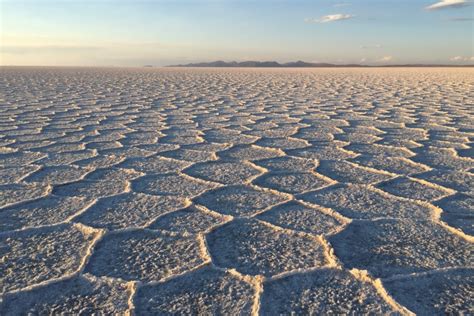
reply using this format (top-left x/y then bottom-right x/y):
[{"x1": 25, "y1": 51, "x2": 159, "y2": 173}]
[{"x1": 2, "y1": 64, "x2": 474, "y2": 68}]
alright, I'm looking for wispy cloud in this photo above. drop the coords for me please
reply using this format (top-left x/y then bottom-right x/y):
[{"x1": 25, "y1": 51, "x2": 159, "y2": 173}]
[
  {"x1": 377, "y1": 56, "x2": 394, "y2": 62},
  {"x1": 333, "y1": 3, "x2": 351, "y2": 7},
  {"x1": 2, "y1": 45, "x2": 103, "y2": 55},
  {"x1": 426, "y1": 0, "x2": 470, "y2": 10},
  {"x1": 450, "y1": 56, "x2": 474, "y2": 61},
  {"x1": 305, "y1": 14, "x2": 355, "y2": 23},
  {"x1": 446, "y1": 17, "x2": 474, "y2": 21}
]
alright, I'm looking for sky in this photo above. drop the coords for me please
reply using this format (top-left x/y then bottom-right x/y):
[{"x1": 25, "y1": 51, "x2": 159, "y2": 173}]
[{"x1": 1, "y1": 0, "x2": 473, "y2": 66}]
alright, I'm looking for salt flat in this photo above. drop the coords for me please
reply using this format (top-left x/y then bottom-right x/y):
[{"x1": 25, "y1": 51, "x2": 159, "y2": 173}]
[{"x1": 0, "y1": 67, "x2": 473, "y2": 315}]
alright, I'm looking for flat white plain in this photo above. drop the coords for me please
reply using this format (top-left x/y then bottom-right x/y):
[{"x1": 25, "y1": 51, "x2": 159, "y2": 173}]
[{"x1": 0, "y1": 67, "x2": 473, "y2": 315}]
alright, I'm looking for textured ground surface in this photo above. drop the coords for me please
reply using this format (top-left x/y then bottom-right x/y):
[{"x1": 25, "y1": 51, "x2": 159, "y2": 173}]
[{"x1": 0, "y1": 67, "x2": 473, "y2": 315}]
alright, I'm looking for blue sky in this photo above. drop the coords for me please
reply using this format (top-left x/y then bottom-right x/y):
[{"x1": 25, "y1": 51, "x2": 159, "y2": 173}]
[{"x1": 1, "y1": 0, "x2": 473, "y2": 66}]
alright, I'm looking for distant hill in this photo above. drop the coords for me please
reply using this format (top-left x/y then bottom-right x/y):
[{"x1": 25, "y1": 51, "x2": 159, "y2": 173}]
[
  {"x1": 167, "y1": 60, "x2": 473, "y2": 68},
  {"x1": 167, "y1": 60, "x2": 363, "y2": 67}
]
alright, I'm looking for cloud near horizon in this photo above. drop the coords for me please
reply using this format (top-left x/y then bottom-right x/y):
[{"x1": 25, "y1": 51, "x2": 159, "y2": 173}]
[
  {"x1": 377, "y1": 56, "x2": 394, "y2": 62},
  {"x1": 450, "y1": 56, "x2": 474, "y2": 61},
  {"x1": 426, "y1": 0, "x2": 470, "y2": 10},
  {"x1": 305, "y1": 14, "x2": 354, "y2": 23}
]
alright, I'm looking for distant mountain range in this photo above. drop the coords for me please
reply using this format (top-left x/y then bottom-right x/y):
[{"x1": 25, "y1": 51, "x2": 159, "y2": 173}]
[{"x1": 166, "y1": 60, "x2": 473, "y2": 68}]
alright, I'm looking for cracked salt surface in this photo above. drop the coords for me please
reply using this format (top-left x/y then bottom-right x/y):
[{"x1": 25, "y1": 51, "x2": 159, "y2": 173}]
[{"x1": 0, "y1": 67, "x2": 473, "y2": 314}]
